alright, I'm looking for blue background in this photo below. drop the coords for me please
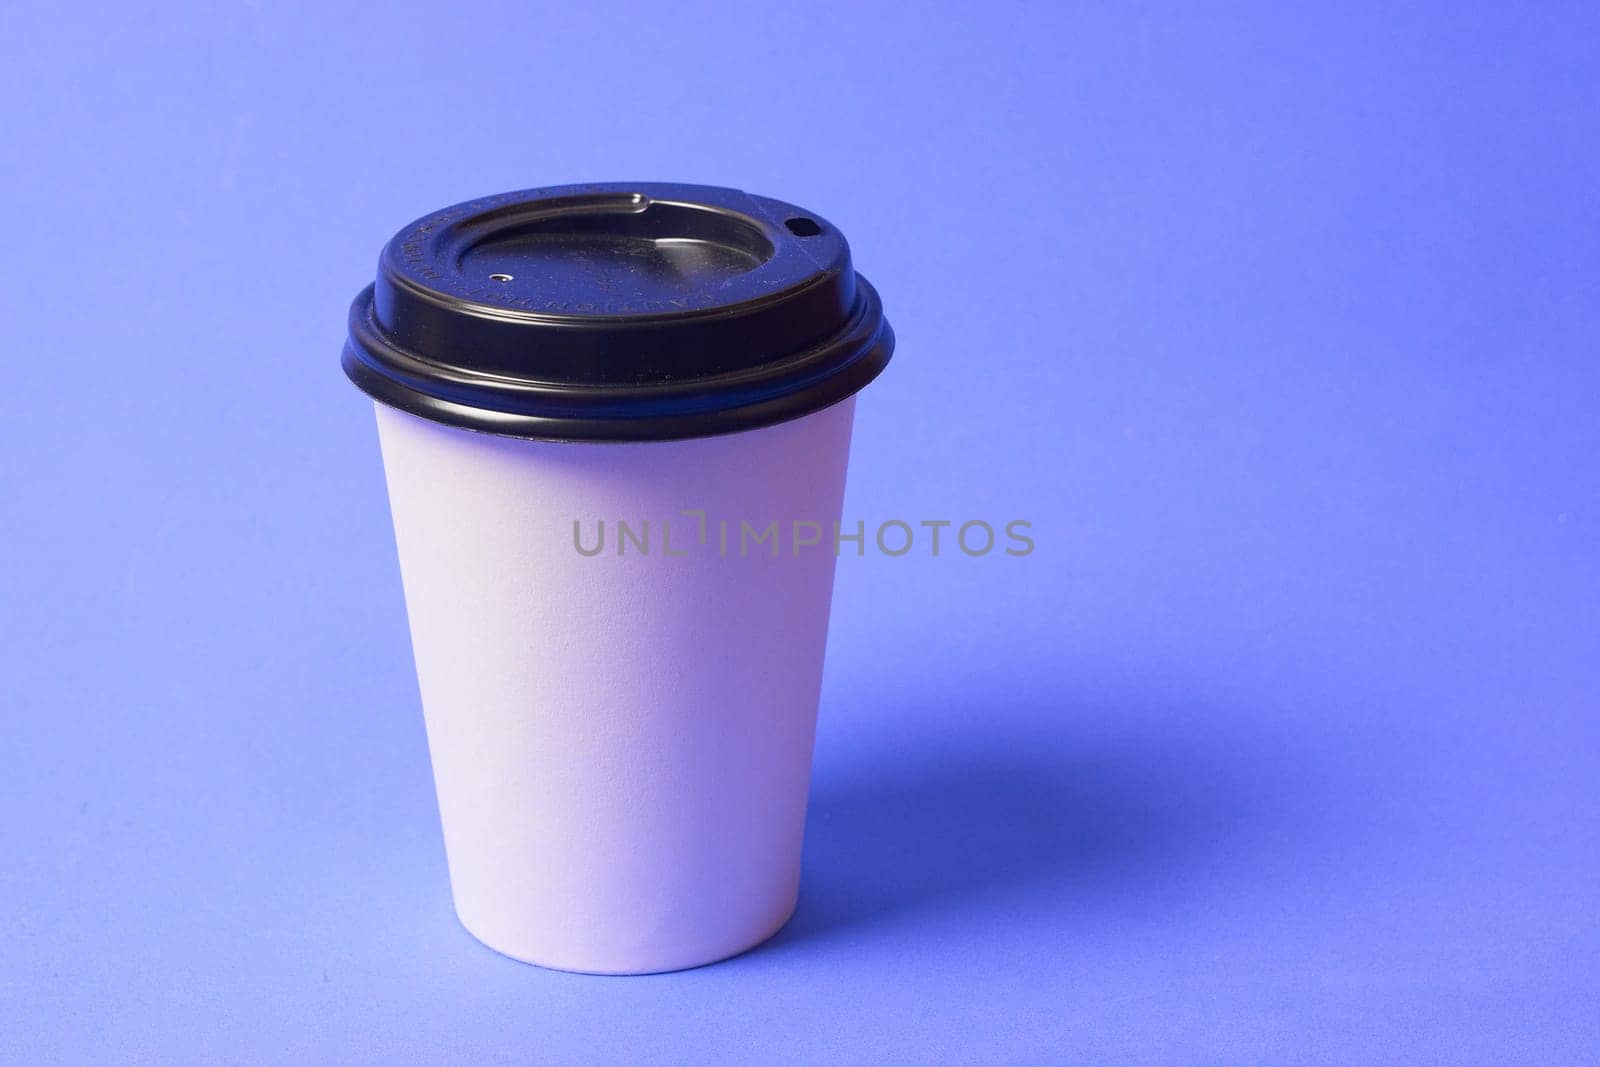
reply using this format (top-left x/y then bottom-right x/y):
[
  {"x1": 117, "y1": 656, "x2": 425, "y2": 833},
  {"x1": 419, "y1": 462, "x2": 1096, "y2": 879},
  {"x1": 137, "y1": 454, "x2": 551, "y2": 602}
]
[{"x1": 3, "y1": 2, "x2": 1596, "y2": 1061}]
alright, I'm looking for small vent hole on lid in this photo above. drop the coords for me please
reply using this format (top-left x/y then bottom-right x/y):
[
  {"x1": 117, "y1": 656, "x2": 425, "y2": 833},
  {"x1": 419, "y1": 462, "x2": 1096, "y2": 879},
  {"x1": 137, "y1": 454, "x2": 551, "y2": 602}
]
[
  {"x1": 784, "y1": 217, "x2": 822, "y2": 237},
  {"x1": 489, "y1": 273, "x2": 515, "y2": 282}
]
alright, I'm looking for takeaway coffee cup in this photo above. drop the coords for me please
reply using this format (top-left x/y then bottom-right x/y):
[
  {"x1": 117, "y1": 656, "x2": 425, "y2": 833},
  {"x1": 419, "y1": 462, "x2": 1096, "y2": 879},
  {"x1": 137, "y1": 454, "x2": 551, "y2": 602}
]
[{"x1": 342, "y1": 183, "x2": 893, "y2": 974}]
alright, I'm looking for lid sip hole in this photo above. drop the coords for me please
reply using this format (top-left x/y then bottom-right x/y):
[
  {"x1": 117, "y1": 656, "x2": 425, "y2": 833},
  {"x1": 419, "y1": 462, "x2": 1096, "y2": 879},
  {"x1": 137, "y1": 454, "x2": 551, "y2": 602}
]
[
  {"x1": 784, "y1": 217, "x2": 822, "y2": 237},
  {"x1": 490, "y1": 273, "x2": 514, "y2": 282}
]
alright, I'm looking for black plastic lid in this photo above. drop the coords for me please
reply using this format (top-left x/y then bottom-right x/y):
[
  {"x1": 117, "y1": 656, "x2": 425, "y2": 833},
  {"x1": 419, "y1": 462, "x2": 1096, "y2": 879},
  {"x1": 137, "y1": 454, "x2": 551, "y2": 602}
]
[{"x1": 342, "y1": 182, "x2": 894, "y2": 441}]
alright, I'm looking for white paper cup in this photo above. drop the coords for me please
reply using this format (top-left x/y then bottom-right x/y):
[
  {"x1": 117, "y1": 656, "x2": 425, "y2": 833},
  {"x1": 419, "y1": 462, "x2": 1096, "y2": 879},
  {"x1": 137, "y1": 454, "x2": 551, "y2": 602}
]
[
  {"x1": 343, "y1": 183, "x2": 892, "y2": 973},
  {"x1": 376, "y1": 396, "x2": 854, "y2": 973}
]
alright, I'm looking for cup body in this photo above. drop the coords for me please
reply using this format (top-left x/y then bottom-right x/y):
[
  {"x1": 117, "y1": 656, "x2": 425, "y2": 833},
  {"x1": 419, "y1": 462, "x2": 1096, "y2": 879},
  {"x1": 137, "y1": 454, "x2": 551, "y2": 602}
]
[{"x1": 373, "y1": 397, "x2": 856, "y2": 974}]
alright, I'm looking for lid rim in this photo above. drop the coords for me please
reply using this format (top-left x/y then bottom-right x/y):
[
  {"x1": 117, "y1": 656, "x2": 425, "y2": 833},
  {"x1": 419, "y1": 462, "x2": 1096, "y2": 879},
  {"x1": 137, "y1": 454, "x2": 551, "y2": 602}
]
[{"x1": 342, "y1": 278, "x2": 893, "y2": 442}]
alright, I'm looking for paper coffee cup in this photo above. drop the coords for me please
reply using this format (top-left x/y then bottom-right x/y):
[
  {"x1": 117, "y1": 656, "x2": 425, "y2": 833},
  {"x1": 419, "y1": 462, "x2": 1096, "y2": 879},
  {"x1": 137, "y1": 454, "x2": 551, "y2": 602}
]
[{"x1": 342, "y1": 183, "x2": 894, "y2": 974}]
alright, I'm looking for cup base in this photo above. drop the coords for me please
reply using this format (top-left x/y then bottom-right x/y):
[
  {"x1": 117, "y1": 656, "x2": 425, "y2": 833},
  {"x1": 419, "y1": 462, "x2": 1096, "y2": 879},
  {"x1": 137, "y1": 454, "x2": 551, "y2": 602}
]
[{"x1": 451, "y1": 895, "x2": 801, "y2": 976}]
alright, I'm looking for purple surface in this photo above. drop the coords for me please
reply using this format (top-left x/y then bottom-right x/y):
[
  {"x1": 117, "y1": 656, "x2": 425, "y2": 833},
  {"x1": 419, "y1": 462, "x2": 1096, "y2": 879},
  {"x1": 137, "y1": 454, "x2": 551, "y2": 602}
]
[{"x1": 3, "y1": 2, "x2": 1596, "y2": 1061}]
